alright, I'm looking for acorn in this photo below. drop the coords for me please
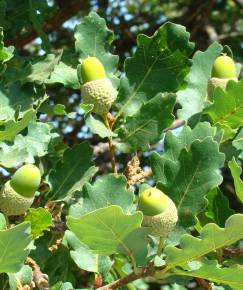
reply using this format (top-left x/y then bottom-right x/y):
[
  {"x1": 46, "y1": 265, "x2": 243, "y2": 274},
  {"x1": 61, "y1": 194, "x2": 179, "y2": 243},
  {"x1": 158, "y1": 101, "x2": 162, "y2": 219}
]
[
  {"x1": 80, "y1": 56, "x2": 117, "y2": 116},
  {"x1": 208, "y1": 55, "x2": 238, "y2": 100},
  {"x1": 0, "y1": 164, "x2": 41, "y2": 216},
  {"x1": 138, "y1": 187, "x2": 178, "y2": 238}
]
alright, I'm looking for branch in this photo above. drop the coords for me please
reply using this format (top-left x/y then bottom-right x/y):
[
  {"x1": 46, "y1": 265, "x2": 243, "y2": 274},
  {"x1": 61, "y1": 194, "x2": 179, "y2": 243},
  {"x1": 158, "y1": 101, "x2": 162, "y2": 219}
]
[
  {"x1": 5, "y1": 0, "x2": 88, "y2": 48},
  {"x1": 97, "y1": 264, "x2": 163, "y2": 290},
  {"x1": 25, "y1": 257, "x2": 49, "y2": 290}
]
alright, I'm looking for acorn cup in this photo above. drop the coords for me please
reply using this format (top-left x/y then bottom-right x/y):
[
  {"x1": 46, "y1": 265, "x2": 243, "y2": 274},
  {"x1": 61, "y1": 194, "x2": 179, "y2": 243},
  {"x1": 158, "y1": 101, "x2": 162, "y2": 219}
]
[
  {"x1": 138, "y1": 187, "x2": 178, "y2": 238},
  {"x1": 0, "y1": 164, "x2": 41, "y2": 216},
  {"x1": 80, "y1": 56, "x2": 117, "y2": 116},
  {"x1": 207, "y1": 54, "x2": 238, "y2": 100}
]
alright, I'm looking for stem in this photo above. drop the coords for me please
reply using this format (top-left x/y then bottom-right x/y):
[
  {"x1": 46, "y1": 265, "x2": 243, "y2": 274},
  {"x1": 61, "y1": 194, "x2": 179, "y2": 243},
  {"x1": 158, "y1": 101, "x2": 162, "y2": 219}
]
[
  {"x1": 157, "y1": 237, "x2": 165, "y2": 256},
  {"x1": 104, "y1": 115, "x2": 117, "y2": 174},
  {"x1": 97, "y1": 264, "x2": 164, "y2": 290}
]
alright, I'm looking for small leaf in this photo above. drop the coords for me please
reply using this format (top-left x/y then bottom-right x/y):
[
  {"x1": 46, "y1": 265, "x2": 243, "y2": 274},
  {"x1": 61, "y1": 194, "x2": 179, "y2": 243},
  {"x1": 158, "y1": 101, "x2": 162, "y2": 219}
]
[
  {"x1": 8, "y1": 265, "x2": 33, "y2": 290},
  {"x1": 228, "y1": 158, "x2": 243, "y2": 203},
  {"x1": 233, "y1": 128, "x2": 243, "y2": 159},
  {"x1": 0, "y1": 110, "x2": 36, "y2": 141},
  {"x1": 46, "y1": 61, "x2": 80, "y2": 89},
  {"x1": 204, "y1": 80, "x2": 243, "y2": 142},
  {"x1": 0, "y1": 222, "x2": 32, "y2": 273},
  {"x1": 69, "y1": 174, "x2": 134, "y2": 217},
  {"x1": 25, "y1": 208, "x2": 53, "y2": 239},
  {"x1": 67, "y1": 205, "x2": 143, "y2": 256},
  {"x1": 47, "y1": 142, "x2": 98, "y2": 201},
  {"x1": 85, "y1": 114, "x2": 117, "y2": 138}
]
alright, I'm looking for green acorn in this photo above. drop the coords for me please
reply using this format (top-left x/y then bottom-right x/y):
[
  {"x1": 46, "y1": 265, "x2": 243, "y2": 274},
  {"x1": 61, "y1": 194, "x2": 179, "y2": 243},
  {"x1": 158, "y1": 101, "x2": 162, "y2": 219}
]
[
  {"x1": 80, "y1": 56, "x2": 117, "y2": 116},
  {"x1": 138, "y1": 187, "x2": 178, "y2": 237},
  {"x1": 0, "y1": 164, "x2": 41, "y2": 216},
  {"x1": 208, "y1": 55, "x2": 238, "y2": 100}
]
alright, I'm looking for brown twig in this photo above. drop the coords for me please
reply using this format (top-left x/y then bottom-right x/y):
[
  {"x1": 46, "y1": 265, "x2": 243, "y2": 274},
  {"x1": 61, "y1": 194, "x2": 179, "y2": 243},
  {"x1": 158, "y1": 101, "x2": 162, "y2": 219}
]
[
  {"x1": 5, "y1": 0, "x2": 88, "y2": 48},
  {"x1": 97, "y1": 264, "x2": 163, "y2": 290},
  {"x1": 25, "y1": 257, "x2": 49, "y2": 290},
  {"x1": 195, "y1": 278, "x2": 212, "y2": 290},
  {"x1": 223, "y1": 247, "x2": 243, "y2": 257}
]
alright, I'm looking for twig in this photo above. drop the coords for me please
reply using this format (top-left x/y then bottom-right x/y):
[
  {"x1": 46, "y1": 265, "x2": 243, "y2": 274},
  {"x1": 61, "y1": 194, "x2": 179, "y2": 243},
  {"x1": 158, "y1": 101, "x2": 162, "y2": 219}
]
[
  {"x1": 224, "y1": 247, "x2": 243, "y2": 257},
  {"x1": 163, "y1": 119, "x2": 185, "y2": 132},
  {"x1": 195, "y1": 278, "x2": 212, "y2": 290},
  {"x1": 97, "y1": 264, "x2": 163, "y2": 290},
  {"x1": 25, "y1": 257, "x2": 49, "y2": 290}
]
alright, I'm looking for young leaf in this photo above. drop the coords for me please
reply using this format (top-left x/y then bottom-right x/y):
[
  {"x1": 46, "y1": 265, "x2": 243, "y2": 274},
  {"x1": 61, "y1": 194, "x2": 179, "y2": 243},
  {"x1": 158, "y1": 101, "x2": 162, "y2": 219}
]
[
  {"x1": 0, "y1": 109, "x2": 36, "y2": 141},
  {"x1": 0, "y1": 27, "x2": 14, "y2": 68},
  {"x1": 164, "y1": 214, "x2": 243, "y2": 268},
  {"x1": 85, "y1": 114, "x2": 117, "y2": 138},
  {"x1": 63, "y1": 230, "x2": 112, "y2": 274},
  {"x1": 233, "y1": 128, "x2": 243, "y2": 159},
  {"x1": 47, "y1": 142, "x2": 98, "y2": 201},
  {"x1": 67, "y1": 205, "x2": 143, "y2": 256},
  {"x1": 75, "y1": 11, "x2": 119, "y2": 86},
  {"x1": 46, "y1": 61, "x2": 80, "y2": 89},
  {"x1": 204, "y1": 80, "x2": 243, "y2": 142},
  {"x1": 0, "y1": 222, "x2": 32, "y2": 273},
  {"x1": 115, "y1": 22, "x2": 194, "y2": 117},
  {"x1": 177, "y1": 42, "x2": 222, "y2": 120},
  {"x1": 24, "y1": 208, "x2": 52, "y2": 239},
  {"x1": 117, "y1": 93, "x2": 176, "y2": 153},
  {"x1": 152, "y1": 137, "x2": 225, "y2": 227},
  {"x1": 228, "y1": 158, "x2": 243, "y2": 203},
  {"x1": 69, "y1": 174, "x2": 134, "y2": 217},
  {"x1": 8, "y1": 265, "x2": 33, "y2": 290}
]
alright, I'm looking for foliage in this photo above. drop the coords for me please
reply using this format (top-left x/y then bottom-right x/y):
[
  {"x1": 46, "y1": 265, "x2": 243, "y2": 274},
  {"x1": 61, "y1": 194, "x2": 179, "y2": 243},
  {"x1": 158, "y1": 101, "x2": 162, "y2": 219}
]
[{"x1": 0, "y1": 7, "x2": 242, "y2": 290}]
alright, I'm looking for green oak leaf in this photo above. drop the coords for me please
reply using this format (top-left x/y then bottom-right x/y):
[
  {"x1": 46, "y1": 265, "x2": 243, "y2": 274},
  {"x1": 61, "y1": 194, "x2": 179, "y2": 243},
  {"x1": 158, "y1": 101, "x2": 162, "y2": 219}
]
[
  {"x1": 69, "y1": 174, "x2": 134, "y2": 217},
  {"x1": 0, "y1": 213, "x2": 6, "y2": 230},
  {"x1": 117, "y1": 93, "x2": 176, "y2": 153},
  {"x1": 0, "y1": 27, "x2": 14, "y2": 73},
  {"x1": 0, "y1": 222, "x2": 32, "y2": 273},
  {"x1": 5, "y1": 53, "x2": 62, "y2": 85},
  {"x1": 0, "y1": 121, "x2": 58, "y2": 168},
  {"x1": 151, "y1": 137, "x2": 225, "y2": 227},
  {"x1": 0, "y1": 109, "x2": 36, "y2": 141},
  {"x1": 75, "y1": 11, "x2": 119, "y2": 86},
  {"x1": 46, "y1": 61, "x2": 80, "y2": 89},
  {"x1": 85, "y1": 113, "x2": 117, "y2": 138},
  {"x1": 233, "y1": 128, "x2": 243, "y2": 159},
  {"x1": 0, "y1": 83, "x2": 45, "y2": 121},
  {"x1": 8, "y1": 265, "x2": 33, "y2": 290},
  {"x1": 40, "y1": 102, "x2": 76, "y2": 118},
  {"x1": 162, "y1": 214, "x2": 243, "y2": 269},
  {"x1": 177, "y1": 42, "x2": 222, "y2": 120},
  {"x1": 115, "y1": 22, "x2": 194, "y2": 118},
  {"x1": 47, "y1": 142, "x2": 98, "y2": 201},
  {"x1": 67, "y1": 205, "x2": 143, "y2": 256},
  {"x1": 63, "y1": 230, "x2": 113, "y2": 274},
  {"x1": 151, "y1": 122, "x2": 220, "y2": 183},
  {"x1": 204, "y1": 80, "x2": 243, "y2": 142},
  {"x1": 170, "y1": 259, "x2": 243, "y2": 290},
  {"x1": 24, "y1": 208, "x2": 52, "y2": 239},
  {"x1": 206, "y1": 187, "x2": 234, "y2": 227},
  {"x1": 117, "y1": 227, "x2": 151, "y2": 266},
  {"x1": 228, "y1": 158, "x2": 243, "y2": 203}
]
